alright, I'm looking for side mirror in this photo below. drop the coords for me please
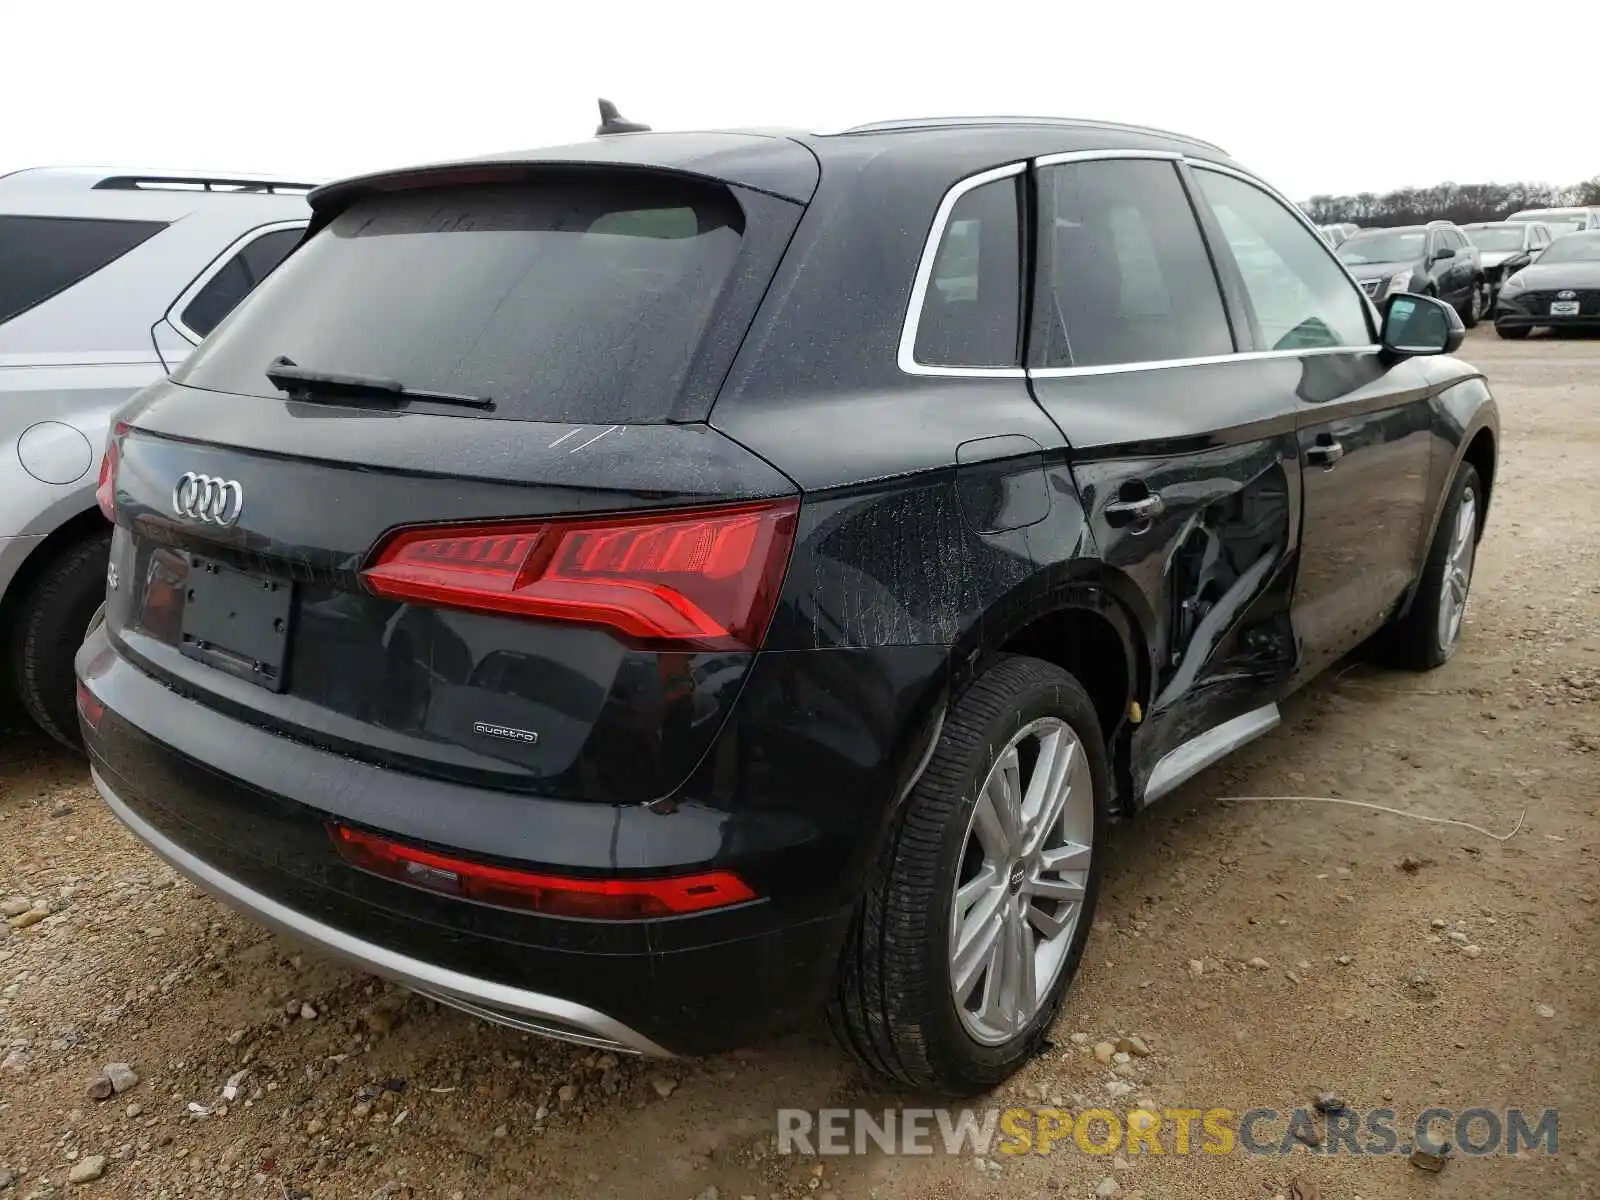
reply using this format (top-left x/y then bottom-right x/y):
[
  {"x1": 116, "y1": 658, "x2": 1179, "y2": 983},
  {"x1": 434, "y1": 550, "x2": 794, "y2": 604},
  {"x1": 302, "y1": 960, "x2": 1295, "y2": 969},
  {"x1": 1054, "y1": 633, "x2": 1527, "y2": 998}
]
[
  {"x1": 1381, "y1": 293, "x2": 1464, "y2": 357},
  {"x1": 1382, "y1": 292, "x2": 1465, "y2": 356},
  {"x1": 1432, "y1": 245, "x2": 1456, "y2": 261}
]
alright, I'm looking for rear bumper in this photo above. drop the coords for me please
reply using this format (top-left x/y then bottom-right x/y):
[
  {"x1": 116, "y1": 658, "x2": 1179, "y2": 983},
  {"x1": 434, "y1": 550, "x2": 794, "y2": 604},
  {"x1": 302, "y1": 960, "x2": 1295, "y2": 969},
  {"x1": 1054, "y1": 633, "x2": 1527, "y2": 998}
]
[
  {"x1": 77, "y1": 623, "x2": 946, "y2": 1055},
  {"x1": 91, "y1": 766, "x2": 671, "y2": 1056}
]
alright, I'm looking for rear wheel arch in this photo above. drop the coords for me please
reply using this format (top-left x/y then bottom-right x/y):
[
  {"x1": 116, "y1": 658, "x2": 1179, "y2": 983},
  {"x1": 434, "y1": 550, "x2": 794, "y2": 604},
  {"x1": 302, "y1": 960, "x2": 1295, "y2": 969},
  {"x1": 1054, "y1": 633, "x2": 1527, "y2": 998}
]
[
  {"x1": 2, "y1": 507, "x2": 112, "y2": 748},
  {"x1": 994, "y1": 601, "x2": 1141, "y2": 742},
  {"x1": 1, "y1": 506, "x2": 107, "y2": 619}
]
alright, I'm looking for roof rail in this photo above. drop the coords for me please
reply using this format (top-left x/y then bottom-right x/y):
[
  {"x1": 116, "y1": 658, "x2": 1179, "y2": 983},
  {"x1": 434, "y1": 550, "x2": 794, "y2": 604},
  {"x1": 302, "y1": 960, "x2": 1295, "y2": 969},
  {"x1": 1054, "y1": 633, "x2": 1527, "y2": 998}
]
[
  {"x1": 831, "y1": 115, "x2": 1227, "y2": 154},
  {"x1": 91, "y1": 173, "x2": 317, "y2": 195}
]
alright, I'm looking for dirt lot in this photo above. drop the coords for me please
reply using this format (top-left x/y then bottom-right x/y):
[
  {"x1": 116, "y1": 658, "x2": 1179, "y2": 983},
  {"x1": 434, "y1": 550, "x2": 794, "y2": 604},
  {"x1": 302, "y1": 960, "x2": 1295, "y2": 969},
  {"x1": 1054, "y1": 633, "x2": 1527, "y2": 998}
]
[{"x1": 2, "y1": 328, "x2": 1597, "y2": 1200}]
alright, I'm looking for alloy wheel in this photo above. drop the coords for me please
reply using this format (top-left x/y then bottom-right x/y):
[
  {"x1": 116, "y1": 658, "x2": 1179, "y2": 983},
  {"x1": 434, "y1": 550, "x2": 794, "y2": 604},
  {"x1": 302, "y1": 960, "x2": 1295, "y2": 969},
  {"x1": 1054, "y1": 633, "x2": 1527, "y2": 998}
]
[
  {"x1": 1437, "y1": 486, "x2": 1477, "y2": 650},
  {"x1": 948, "y1": 716, "x2": 1093, "y2": 1045}
]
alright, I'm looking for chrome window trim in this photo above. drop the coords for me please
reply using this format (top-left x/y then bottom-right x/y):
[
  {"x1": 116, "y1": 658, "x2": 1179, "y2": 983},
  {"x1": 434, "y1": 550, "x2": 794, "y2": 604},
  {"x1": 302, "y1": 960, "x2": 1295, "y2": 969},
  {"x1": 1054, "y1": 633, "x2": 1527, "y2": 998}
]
[
  {"x1": 897, "y1": 161, "x2": 1029, "y2": 378},
  {"x1": 897, "y1": 149, "x2": 1386, "y2": 381},
  {"x1": 1032, "y1": 148, "x2": 1183, "y2": 168},
  {"x1": 166, "y1": 219, "x2": 308, "y2": 344},
  {"x1": 1182, "y1": 157, "x2": 1382, "y2": 344},
  {"x1": 1027, "y1": 342, "x2": 1382, "y2": 380}
]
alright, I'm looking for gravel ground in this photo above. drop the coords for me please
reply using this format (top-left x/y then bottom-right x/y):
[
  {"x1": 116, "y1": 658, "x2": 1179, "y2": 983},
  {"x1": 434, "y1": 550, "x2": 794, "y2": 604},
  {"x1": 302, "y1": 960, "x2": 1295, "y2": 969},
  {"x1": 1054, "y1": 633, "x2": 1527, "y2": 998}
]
[{"x1": 1, "y1": 327, "x2": 1596, "y2": 1200}]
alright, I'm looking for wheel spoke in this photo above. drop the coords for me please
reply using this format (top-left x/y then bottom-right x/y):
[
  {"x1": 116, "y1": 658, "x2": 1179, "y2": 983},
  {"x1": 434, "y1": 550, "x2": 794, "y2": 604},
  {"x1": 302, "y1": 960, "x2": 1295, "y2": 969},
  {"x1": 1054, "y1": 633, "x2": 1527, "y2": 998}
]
[
  {"x1": 970, "y1": 785, "x2": 1010, "y2": 862},
  {"x1": 955, "y1": 862, "x2": 1002, "y2": 919},
  {"x1": 1021, "y1": 872, "x2": 1085, "y2": 903},
  {"x1": 952, "y1": 884, "x2": 1006, "y2": 1003},
  {"x1": 1037, "y1": 841, "x2": 1092, "y2": 875},
  {"x1": 975, "y1": 927, "x2": 1011, "y2": 1032},
  {"x1": 993, "y1": 748, "x2": 1023, "y2": 851},
  {"x1": 1008, "y1": 901, "x2": 1037, "y2": 1022},
  {"x1": 1022, "y1": 732, "x2": 1075, "y2": 856},
  {"x1": 1026, "y1": 899, "x2": 1075, "y2": 939}
]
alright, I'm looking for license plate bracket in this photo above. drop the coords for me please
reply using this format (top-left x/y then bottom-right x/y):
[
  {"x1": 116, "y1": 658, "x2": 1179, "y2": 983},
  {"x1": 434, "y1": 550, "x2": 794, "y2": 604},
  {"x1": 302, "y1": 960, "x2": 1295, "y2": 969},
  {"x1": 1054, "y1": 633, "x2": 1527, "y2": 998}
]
[
  {"x1": 180, "y1": 557, "x2": 293, "y2": 691},
  {"x1": 1550, "y1": 300, "x2": 1581, "y2": 316}
]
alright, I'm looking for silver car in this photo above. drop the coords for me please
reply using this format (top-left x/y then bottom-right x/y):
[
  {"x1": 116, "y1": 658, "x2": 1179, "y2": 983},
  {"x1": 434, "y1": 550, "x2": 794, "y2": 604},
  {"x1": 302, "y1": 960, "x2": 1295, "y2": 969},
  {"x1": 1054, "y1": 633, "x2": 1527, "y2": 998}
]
[{"x1": 2, "y1": 168, "x2": 312, "y2": 747}]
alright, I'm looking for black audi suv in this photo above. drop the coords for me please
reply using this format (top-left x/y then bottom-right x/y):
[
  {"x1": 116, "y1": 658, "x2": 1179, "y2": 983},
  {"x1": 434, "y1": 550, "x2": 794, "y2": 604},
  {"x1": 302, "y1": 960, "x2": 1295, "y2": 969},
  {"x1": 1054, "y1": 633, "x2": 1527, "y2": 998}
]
[{"x1": 78, "y1": 112, "x2": 1498, "y2": 1095}]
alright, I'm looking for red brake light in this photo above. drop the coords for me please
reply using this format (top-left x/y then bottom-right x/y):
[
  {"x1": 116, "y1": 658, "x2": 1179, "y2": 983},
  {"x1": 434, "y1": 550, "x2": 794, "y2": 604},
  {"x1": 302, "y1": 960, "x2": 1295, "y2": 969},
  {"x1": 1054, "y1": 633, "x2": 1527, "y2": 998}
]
[
  {"x1": 361, "y1": 499, "x2": 798, "y2": 650},
  {"x1": 328, "y1": 823, "x2": 757, "y2": 918},
  {"x1": 96, "y1": 422, "x2": 128, "y2": 522},
  {"x1": 75, "y1": 681, "x2": 105, "y2": 728}
]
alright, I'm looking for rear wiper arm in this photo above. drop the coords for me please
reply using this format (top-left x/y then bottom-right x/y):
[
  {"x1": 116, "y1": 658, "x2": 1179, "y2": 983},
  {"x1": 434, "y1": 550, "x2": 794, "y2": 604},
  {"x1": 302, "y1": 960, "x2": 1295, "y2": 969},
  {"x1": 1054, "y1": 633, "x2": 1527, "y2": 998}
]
[{"x1": 265, "y1": 356, "x2": 495, "y2": 411}]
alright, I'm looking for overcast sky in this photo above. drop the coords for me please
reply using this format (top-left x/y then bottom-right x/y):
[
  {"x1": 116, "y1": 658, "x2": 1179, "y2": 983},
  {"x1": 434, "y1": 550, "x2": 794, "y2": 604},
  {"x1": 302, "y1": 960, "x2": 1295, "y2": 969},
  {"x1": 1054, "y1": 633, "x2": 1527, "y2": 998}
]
[{"x1": 5, "y1": 1, "x2": 1594, "y2": 201}]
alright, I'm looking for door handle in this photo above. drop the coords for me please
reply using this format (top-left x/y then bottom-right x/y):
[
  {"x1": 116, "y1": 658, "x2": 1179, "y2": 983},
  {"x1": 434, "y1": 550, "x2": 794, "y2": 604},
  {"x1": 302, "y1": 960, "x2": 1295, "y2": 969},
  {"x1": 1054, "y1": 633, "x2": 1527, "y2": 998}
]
[
  {"x1": 1307, "y1": 440, "x2": 1345, "y2": 469},
  {"x1": 1104, "y1": 492, "x2": 1166, "y2": 530}
]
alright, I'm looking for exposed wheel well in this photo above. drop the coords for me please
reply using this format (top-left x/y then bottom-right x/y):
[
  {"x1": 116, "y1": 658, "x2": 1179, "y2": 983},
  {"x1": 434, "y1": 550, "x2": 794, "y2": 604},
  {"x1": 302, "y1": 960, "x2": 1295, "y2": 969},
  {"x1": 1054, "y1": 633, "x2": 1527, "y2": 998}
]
[
  {"x1": 0, "y1": 507, "x2": 108, "y2": 625},
  {"x1": 1461, "y1": 427, "x2": 1496, "y2": 530},
  {"x1": 998, "y1": 607, "x2": 1133, "y2": 740}
]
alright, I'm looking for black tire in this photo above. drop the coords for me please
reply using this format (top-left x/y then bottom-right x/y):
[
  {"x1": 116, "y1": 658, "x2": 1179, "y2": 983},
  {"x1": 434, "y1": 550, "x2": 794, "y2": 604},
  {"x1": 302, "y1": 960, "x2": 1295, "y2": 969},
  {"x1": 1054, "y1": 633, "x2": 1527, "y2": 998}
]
[
  {"x1": 1371, "y1": 464, "x2": 1482, "y2": 671},
  {"x1": 1496, "y1": 324, "x2": 1530, "y2": 340},
  {"x1": 1459, "y1": 280, "x2": 1483, "y2": 329},
  {"x1": 828, "y1": 655, "x2": 1111, "y2": 1095},
  {"x1": 8, "y1": 532, "x2": 111, "y2": 751}
]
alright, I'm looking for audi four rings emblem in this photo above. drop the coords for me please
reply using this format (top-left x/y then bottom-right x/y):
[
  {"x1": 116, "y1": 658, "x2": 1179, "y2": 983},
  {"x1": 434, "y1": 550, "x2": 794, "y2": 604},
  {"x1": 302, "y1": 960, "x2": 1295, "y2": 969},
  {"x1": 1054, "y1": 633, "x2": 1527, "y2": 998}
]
[{"x1": 172, "y1": 472, "x2": 245, "y2": 526}]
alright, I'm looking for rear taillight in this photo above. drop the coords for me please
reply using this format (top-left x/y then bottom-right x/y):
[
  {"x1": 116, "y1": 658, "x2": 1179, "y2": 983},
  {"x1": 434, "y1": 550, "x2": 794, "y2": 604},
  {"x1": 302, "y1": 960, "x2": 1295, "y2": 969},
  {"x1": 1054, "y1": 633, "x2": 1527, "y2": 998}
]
[
  {"x1": 328, "y1": 823, "x2": 757, "y2": 919},
  {"x1": 75, "y1": 681, "x2": 104, "y2": 728},
  {"x1": 362, "y1": 499, "x2": 798, "y2": 651},
  {"x1": 95, "y1": 422, "x2": 128, "y2": 522}
]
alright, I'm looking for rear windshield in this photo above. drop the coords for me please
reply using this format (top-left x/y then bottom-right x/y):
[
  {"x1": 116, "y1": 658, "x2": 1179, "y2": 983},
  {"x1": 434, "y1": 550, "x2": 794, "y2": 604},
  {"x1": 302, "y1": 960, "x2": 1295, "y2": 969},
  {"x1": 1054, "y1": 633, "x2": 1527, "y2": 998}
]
[
  {"x1": 176, "y1": 178, "x2": 747, "y2": 423},
  {"x1": 1464, "y1": 226, "x2": 1526, "y2": 251},
  {"x1": 1337, "y1": 230, "x2": 1425, "y2": 264}
]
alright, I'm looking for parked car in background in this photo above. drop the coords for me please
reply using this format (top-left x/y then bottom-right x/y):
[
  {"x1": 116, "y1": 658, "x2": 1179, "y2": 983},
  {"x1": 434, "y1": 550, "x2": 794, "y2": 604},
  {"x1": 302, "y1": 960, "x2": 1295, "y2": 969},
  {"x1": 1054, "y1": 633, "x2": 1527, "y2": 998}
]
[
  {"x1": 1318, "y1": 224, "x2": 1351, "y2": 248},
  {"x1": 78, "y1": 111, "x2": 1498, "y2": 1095},
  {"x1": 1463, "y1": 220, "x2": 1554, "y2": 309},
  {"x1": 1, "y1": 167, "x2": 311, "y2": 747},
  {"x1": 1336, "y1": 221, "x2": 1485, "y2": 326},
  {"x1": 1494, "y1": 229, "x2": 1600, "y2": 339},
  {"x1": 1505, "y1": 206, "x2": 1600, "y2": 237}
]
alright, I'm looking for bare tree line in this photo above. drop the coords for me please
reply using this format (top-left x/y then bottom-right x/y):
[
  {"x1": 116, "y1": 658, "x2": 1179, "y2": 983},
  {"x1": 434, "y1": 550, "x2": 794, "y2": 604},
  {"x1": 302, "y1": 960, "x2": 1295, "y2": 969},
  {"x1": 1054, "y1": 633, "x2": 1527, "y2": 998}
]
[{"x1": 1303, "y1": 177, "x2": 1600, "y2": 227}]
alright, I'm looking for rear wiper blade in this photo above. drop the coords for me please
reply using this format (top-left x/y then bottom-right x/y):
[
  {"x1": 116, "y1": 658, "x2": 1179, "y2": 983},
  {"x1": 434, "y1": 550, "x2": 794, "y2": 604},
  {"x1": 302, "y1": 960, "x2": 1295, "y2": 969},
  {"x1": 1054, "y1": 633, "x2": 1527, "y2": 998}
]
[{"x1": 265, "y1": 356, "x2": 495, "y2": 411}]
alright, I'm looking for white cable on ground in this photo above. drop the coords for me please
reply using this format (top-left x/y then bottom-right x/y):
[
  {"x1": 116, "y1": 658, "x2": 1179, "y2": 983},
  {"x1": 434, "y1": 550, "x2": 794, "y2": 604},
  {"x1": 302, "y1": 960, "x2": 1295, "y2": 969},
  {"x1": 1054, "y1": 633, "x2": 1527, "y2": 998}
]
[{"x1": 1214, "y1": 795, "x2": 1527, "y2": 842}]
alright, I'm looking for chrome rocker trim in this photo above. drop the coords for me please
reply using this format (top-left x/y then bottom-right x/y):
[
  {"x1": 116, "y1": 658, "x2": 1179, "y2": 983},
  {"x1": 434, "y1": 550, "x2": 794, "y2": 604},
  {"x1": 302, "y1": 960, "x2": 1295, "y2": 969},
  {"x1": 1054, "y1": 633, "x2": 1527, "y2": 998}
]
[
  {"x1": 90, "y1": 767, "x2": 673, "y2": 1058},
  {"x1": 1143, "y1": 703, "x2": 1281, "y2": 805}
]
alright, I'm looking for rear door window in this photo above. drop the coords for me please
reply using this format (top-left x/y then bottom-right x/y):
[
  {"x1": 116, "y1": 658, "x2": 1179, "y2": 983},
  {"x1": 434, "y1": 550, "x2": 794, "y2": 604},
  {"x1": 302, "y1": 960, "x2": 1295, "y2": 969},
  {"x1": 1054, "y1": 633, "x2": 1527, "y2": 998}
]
[
  {"x1": 0, "y1": 215, "x2": 166, "y2": 326},
  {"x1": 177, "y1": 178, "x2": 749, "y2": 423},
  {"x1": 178, "y1": 226, "x2": 304, "y2": 339},
  {"x1": 1038, "y1": 158, "x2": 1233, "y2": 368},
  {"x1": 911, "y1": 175, "x2": 1023, "y2": 368}
]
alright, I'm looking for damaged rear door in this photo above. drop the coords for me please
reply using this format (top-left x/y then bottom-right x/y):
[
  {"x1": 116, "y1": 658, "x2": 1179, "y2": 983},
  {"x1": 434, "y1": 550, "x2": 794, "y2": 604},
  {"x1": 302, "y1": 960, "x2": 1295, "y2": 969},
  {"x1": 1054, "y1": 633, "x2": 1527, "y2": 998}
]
[{"x1": 1024, "y1": 153, "x2": 1302, "y2": 800}]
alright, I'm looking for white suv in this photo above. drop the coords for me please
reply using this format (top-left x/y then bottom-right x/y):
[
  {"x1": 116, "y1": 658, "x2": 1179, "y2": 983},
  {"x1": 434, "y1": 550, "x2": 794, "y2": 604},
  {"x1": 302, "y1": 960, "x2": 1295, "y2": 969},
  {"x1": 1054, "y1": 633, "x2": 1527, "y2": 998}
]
[
  {"x1": 1505, "y1": 206, "x2": 1600, "y2": 238},
  {"x1": 1, "y1": 168, "x2": 312, "y2": 747}
]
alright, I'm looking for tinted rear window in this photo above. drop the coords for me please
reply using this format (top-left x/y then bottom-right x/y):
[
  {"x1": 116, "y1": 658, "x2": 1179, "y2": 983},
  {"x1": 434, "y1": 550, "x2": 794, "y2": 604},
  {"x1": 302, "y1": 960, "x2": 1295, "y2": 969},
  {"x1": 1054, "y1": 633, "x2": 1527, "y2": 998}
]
[
  {"x1": 180, "y1": 226, "x2": 304, "y2": 338},
  {"x1": 0, "y1": 215, "x2": 166, "y2": 325},
  {"x1": 176, "y1": 179, "x2": 746, "y2": 423}
]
